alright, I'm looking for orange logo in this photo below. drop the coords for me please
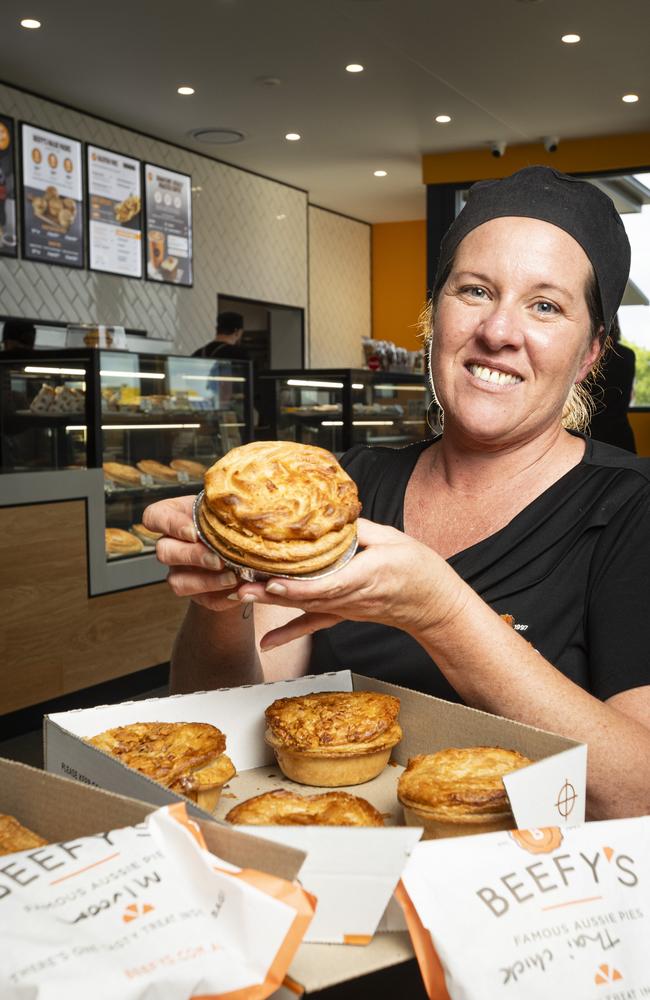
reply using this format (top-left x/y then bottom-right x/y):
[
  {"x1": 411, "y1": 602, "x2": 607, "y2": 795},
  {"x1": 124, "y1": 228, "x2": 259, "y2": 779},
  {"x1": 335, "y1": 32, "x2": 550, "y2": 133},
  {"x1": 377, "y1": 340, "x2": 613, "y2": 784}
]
[
  {"x1": 0, "y1": 124, "x2": 10, "y2": 151},
  {"x1": 32, "y1": 147, "x2": 42, "y2": 164},
  {"x1": 64, "y1": 157, "x2": 73, "y2": 173},
  {"x1": 509, "y1": 828, "x2": 563, "y2": 855},
  {"x1": 122, "y1": 902, "x2": 155, "y2": 923},
  {"x1": 594, "y1": 963, "x2": 622, "y2": 985}
]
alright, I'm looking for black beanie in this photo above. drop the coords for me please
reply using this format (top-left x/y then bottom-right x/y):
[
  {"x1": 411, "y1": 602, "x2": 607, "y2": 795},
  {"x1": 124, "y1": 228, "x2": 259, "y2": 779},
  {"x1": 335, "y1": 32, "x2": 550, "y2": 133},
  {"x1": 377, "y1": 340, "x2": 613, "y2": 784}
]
[{"x1": 435, "y1": 166, "x2": 631, "y2": 333}]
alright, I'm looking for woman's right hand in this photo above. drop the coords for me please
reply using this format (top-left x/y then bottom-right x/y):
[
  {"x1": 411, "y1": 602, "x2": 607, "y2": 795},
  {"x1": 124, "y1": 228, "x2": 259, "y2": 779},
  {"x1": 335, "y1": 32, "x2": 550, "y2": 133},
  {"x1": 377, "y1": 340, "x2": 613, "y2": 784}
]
[{"x1": 143, "y1": 496, "x2": 240, "y2": 612}]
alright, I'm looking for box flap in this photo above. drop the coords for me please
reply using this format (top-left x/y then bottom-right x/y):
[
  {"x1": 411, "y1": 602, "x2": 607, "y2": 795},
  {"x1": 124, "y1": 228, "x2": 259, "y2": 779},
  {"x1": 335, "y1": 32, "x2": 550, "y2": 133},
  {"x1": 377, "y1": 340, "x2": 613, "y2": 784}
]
[{"x1": 503, "y1": 744, "x2": 588, "y2": 828}]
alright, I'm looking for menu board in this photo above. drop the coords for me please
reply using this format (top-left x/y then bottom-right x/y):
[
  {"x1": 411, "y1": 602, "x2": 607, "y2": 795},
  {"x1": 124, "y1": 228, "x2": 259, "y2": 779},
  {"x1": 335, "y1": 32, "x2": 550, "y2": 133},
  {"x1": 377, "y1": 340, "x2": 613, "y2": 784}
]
[
  {"x1": 20, "y1": 123, "x2": 84, "y2": 267},
  {"x1": 144, "y1": 163, "x2": 192, "y2": 286},
  {"x1": 0, "y1": 114, "x2": 18, "y2": 257},
  {"x1": 87, "y1": 144, "x2": 143, "y2": 278}
]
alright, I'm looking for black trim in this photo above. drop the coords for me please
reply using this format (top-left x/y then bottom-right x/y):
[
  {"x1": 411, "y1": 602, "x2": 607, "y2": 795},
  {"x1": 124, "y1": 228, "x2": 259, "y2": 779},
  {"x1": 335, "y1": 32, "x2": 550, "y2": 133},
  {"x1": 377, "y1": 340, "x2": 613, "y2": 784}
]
[
  {"x1": 0, "y1": 664, "x2": 170, "y2": 738},
  {"x1": 308, "y1": 202, "x2": 371, "y2": 227},
  {"x1": 0, "y1": 78, "x2": 308, "y2": 196},
  {"x1": 143, "y1": 159, "x2": 193, "y2": 288},
  {"x1": 0, "y1": 112, "x2": 18, "y2": 259},
  {"x1": 19, "y1": 120, "x2": 86, "y2": 270},
  {"x1": 85, "y1": 142, "x2": 144, "y2": 280}
]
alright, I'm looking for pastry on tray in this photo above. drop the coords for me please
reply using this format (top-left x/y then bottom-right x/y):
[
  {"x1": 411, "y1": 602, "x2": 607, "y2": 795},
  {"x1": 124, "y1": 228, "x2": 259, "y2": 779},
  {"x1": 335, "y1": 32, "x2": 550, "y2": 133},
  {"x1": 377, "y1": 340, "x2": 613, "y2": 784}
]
[
  {"x1": 397, "y1": 746, "x2": 533, "y2": 839},
  {"x1": 265, "y1": 691, "x2": 402, "y2": 786},
  {"x1": 87, "y1": 722, "x2": 236, "y2": 813},
  {"x1": 105, "y1": 528, "x2": 145, "y2": 556},
  {"x1": 0, "y1": 814, "x2": 48, "y2": 856},
  {"x1": 136, "y1": 460, "x2": 179, "y2": 483},
  {"x1": 170, "y1": 458, "x2": 207, "y2": 479},
  {"x1": 130, "y1": 523, "x2": 163, "y2": 545},
  {"x1": 225, "y1": 789, "x2": 384, "y2": 827},
  {"x1": 103, "y1": 461, "x2": 143, "y2": 487},
  {"x1": 198, "y1": 440, "x2": 361, "y2": 575}
]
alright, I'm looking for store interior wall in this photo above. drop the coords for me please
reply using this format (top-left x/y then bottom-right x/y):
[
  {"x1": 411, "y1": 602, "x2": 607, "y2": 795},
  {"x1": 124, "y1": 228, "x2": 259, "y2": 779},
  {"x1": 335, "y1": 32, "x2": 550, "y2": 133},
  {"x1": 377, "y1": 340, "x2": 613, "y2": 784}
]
[
  {"x1": 0, "y1": 81, "x2": 372, "y2": 369},
  {"x1": 308, "y1": 205, "x2": 371, "y2": 368},
  {"x1": 371, "y1": 220, "x2": 426, "y2": 351}
]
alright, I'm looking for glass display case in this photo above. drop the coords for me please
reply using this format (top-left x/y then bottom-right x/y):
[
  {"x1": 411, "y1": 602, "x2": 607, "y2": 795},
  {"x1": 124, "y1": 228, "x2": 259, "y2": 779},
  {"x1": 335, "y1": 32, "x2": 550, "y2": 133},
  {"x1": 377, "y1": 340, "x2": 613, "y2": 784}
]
[
  {"x1": 1, "y1": 348, "x2": 253, "y2": 565},
  {"x1": 259, "y1": 369, "x2": 432, "y2": 454}
]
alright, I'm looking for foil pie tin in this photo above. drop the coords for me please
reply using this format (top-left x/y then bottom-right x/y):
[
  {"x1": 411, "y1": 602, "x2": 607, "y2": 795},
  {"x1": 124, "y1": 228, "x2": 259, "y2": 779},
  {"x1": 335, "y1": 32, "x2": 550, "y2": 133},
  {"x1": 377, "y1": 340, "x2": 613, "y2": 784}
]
[{"x1": 192, "y1": 491, "x2": 358, "y2": 583}]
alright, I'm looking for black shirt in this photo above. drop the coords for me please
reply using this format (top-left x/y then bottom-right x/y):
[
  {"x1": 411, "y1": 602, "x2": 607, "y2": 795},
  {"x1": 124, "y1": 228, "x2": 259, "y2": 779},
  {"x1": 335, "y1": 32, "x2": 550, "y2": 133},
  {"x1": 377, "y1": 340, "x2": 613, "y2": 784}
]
[
  {"x1": 589, "y1": 344, "x2": 637, "y2": 453},
  {"x1": 308, "y1": 436, "x2": 650, "y2": 703},
  {"x1": 191, "y1": 341, "x2": 250, "y2": 361}
]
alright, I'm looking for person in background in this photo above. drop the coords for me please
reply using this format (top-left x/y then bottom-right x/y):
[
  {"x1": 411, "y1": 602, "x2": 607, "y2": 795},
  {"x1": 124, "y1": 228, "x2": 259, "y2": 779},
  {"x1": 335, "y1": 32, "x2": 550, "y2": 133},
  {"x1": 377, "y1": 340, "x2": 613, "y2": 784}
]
[
  {"x1": 588, "y1": 315, "x2": 637, "y2": 453},
  {"x1": 192, "y1": 311, "x2": 248, "y2": 361},
  {"x1": 1, "y1": 316, "x2": 36, "y2": 353}
]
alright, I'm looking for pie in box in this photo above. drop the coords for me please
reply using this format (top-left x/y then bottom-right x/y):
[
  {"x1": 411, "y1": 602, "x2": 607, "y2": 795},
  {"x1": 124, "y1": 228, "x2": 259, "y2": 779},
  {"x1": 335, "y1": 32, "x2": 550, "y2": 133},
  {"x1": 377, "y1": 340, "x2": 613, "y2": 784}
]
[
  {"x1": 225, "y1": 789, "x2": 384, "y2": 827},
  {"x1": 265, "y1": 691, "x2": 402, "y2": 786},
  {"x1": 0, "y1": 814, "x2": 48, "y2": 856},
  {"x1": 87, "y1": 722, "x2": 236, "y2": 813},
  {"x1": 397, "y1": 746, "x2": 532, "y2": 838},
  {"x1": 196, "y1": 440, "x2": 361, "y2": 578}
]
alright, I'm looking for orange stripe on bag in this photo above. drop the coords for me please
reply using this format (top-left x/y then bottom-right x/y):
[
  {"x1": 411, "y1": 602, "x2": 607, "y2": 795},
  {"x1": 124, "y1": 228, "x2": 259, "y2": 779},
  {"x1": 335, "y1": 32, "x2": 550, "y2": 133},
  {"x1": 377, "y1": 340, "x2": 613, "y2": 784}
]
[
  {"x1": 394, "y1": 881, "x2": 451, "y2": 1000},
  {"x1": 343, "y1": 934, "x2": 373, "y2": 945}
]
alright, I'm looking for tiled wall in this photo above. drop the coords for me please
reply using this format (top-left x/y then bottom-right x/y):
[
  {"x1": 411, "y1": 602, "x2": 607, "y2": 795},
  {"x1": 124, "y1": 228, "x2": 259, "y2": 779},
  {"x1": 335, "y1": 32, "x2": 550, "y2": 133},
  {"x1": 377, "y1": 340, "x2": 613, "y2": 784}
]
[{"x1": 308, "y1": 206, "x2": 371, "y2": 367}]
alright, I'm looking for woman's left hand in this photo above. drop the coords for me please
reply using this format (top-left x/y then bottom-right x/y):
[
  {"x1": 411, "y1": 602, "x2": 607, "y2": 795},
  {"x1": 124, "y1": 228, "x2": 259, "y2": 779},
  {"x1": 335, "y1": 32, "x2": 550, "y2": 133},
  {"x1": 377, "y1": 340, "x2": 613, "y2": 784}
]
[{"x1": 234, "y1": 518, "x2": 469, "y2": 650}]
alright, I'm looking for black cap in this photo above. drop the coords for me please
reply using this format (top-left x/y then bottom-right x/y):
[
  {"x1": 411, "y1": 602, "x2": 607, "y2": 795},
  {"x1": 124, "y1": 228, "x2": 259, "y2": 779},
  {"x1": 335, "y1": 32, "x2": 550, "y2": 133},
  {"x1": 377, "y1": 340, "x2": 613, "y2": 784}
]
[{"x1": 436, "y1": 166, "x2": 631, "y2": 333}]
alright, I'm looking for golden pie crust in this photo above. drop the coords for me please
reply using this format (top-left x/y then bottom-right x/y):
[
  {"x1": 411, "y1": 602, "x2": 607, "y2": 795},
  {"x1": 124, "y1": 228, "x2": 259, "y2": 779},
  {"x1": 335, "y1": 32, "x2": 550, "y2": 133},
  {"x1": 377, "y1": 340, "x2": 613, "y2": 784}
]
[
  {"x1": 130, "y1": 523, "x2": 163, "y2": 545},
  {"x1": 170, "y1": 458, "x2": 207, "y2": 479},
  {"x1": 136, "y1": 460, "x2": 179, "y2": 482},
  {"x1": 105, "y1": 528, "x2": 144, "y2": 556},
  {"x1": 398, "y1": 746, "x2": 532, "y2": 838},
  {"x1": 0, "y1": 814, "x2": 48, "y2": 856},
  {"x1": 200, "y1": 441, "x2": 361, "y2": 575},
  {"x1": 87, "y1": 722, "x2": 236, "y2": 813},
  {"x1": 225, "y1": 789, "x2": 384, "y2": 827},
  {"x1": 265, "y1": 691, "x2": 402, "y2": 786},
  {"x1": 103, "y1": 461, "x2": 143, "y2": 487}
]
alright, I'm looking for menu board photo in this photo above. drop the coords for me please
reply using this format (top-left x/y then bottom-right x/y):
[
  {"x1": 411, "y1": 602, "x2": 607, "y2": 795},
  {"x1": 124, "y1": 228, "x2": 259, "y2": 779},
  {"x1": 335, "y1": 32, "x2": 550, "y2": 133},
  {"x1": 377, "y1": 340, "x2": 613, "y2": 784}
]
[
  {"x1": 20, "y1": 122, "x2": 84, "y2": 268},
  {"x1": 0, "y1": 114, "x2": 18, "y2": 258},
  {"x1": 87, "y1": 144, "x2": 143, "y2": 278},
  {"x1": 144, "y1": 163, "x2": 192, "y2": 286}
]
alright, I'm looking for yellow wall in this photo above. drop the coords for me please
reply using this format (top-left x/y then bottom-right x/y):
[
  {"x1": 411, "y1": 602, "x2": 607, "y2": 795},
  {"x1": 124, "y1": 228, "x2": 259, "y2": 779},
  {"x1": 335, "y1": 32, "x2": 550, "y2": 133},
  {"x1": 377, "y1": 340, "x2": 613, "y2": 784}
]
[
  {"x1": 629, "y1": 412, "x2": 650, "y2": 457},
  {"x1": 421, "y1": 131, "x2": 650, "y2": 185},
  {"x1": 371, "y1": 220, "x2": 427, "y2": 350}
]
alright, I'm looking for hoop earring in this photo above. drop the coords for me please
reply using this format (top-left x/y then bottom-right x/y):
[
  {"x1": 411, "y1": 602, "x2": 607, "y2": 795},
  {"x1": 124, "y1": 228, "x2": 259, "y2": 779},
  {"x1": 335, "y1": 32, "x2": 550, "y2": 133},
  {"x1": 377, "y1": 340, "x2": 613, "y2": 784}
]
[{"x1": 426, "y1": 399, "x2": 444, "y2": 437}]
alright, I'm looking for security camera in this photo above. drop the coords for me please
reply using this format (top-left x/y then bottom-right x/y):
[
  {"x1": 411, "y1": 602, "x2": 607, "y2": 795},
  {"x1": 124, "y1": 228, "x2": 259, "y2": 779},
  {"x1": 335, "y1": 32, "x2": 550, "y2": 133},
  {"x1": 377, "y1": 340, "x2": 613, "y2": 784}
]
[
  {"x1": 543, "y1": 136, "x2": 559, "y2": 153},
  {"x1": 490, "y1": 141, "x2": 507, "y2": 158}
]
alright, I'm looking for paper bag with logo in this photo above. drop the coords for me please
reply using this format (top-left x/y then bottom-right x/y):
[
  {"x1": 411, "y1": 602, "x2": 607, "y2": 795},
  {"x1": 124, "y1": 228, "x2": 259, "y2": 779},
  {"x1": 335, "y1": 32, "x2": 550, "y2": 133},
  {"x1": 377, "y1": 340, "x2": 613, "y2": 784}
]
[
  {"x1": 397, "y1": 817, "x2": 650, "y2": 1000},
  {"x1": 0, "y1": 803, "x2": 315, "y2": 1000}
]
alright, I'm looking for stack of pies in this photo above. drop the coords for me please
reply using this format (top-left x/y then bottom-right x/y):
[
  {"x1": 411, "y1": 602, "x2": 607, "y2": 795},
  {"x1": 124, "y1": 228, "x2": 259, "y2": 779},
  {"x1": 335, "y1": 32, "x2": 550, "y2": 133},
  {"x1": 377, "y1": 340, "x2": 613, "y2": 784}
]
[
  {"x1": 198, "y1": 441, "x2": 361, "y2": 576},
  {"x1": 136, "y1": 459, "x2": 179, "y2": 483},
  {"x1": 105, "y1": 528, "x2": 144, "y2": 556},
  {"x1": 0, "y1": 814, "x2": 48, "y2": 856},
  {"x1": 265, "y1": 691, "x2": 402, "y2": 786},
  {"x1": 225, "y1": 789, "x2": 384, "y2": 827},
  {"x1": 397, "y1": 746, "x2": 532, "y2": 839},
  {"x1": 103, "y1": 462, "x2": 143, "y2": 487},
  {"x1": 88, "y1": 722, "x2": 236, "y2": 814}
]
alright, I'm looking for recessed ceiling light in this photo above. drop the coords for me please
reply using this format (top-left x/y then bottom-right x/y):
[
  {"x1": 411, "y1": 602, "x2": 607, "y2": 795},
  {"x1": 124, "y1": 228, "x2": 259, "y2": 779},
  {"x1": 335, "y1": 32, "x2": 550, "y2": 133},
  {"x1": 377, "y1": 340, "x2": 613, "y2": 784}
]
[
  {"x1": 622, "y1": 93, "x2": 639, "y2": 103},
  {"x1": 285, "y1": 132, "x2": 301, "y2": 141},
  {"x1": 20, "y1": 17, "x2": 41, "y2": 28},
  {"x1": 346, "y1": 64, "x2": 364, "y2": 73},
  {"x1": 177, "y1": 86, "x2": 195, "y2": 95},
  {"x1": 373, "y1": 170, "x2": 388, "y2": 177},
  {"x1": 561, "y1": 33, "x2": 581, "y2": 43},
  {"x1": 435, "y1": 114, "x2": 452, "y2": 124}
]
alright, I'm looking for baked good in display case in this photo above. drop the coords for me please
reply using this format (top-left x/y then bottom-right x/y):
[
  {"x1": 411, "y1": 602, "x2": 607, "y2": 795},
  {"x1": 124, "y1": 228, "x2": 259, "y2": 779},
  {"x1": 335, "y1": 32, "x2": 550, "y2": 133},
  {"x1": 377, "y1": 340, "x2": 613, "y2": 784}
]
[
  {"x1": 0, "y1": 814, "x2": 48, "y2": 855},
  {"x1": 170, "y1": 458, "x2": 207, "y2": 479},
  {"x1": 103, "y1": 461, "x2": 143, "y2": 487},
  {"x1": 87, "y1": 722, "x2": 236, "y2": 813},
  {"x1": 397, "y1": 746, "x2": 532, "y2": 838},
  {"x1": 196, "y1": 440, "x2": 361, "y2": 577},
  {"x1": 264, "y1": 691, "x2": 402, "y2": 786},
  {"x1": 130, "y1": 523, "x2": 162, "y2": 546},
  {"x1": 136, "y1": 459, "x2": 179, "y2": 483},
  {"x1": 225, "y1": 789, "x2": 385, "y2": 827},
  {"x1": 105, "y1": 527, "x2": 144, "y2": 556}
]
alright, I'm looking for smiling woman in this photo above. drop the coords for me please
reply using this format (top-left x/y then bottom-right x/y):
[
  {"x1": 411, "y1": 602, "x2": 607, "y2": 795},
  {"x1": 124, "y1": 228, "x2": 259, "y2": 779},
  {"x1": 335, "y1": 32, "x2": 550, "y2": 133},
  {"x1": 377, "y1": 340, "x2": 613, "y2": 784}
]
[{"x1": 144, "y1": 166, "x2": 650, "y2": 821}]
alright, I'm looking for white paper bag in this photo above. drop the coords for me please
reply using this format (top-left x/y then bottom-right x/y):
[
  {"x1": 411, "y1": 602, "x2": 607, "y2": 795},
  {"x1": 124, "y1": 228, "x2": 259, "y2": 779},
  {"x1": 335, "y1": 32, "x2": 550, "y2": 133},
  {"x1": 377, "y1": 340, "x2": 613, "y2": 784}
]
[
  {"x1": 0, "y1": 803, "x2": 315, "y2": 999},
  {"x1": 397, "y1": 818, "x2": 650, "y2": 1000}
]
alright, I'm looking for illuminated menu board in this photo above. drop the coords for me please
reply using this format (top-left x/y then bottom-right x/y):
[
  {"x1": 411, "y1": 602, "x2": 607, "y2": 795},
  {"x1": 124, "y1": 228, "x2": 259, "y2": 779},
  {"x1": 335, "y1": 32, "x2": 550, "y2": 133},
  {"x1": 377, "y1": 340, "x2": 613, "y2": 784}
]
[
  {"x1": 87, "y1": 144, "x2": 143, "y2": 278},
  {"x1": 144, "y1": 163, "x2": 192, "y2": 286},
  {"x1": 21, "y1": 122, "x2": 84, "y2": 267}
]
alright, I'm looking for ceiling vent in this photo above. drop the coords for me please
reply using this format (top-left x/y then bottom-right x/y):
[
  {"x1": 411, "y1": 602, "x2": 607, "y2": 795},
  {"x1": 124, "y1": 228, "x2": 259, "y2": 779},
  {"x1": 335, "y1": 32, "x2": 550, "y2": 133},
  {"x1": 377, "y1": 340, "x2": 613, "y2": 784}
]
[{"x1": 189, "y1": 128, "x2": 246, "y2": 145}]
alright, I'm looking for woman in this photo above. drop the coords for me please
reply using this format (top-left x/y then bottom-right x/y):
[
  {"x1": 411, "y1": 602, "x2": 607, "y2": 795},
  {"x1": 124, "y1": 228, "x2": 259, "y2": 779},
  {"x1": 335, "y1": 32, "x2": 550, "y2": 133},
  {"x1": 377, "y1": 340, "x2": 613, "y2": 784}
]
[{"x1": 145, "y1": 166, "x2": 650, "y2": 819}]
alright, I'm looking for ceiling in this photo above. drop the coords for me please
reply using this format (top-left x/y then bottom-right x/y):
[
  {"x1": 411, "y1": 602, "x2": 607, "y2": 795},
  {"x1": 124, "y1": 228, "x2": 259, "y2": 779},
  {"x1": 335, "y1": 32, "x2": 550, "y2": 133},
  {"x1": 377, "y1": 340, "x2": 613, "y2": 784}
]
[{"x1": 0, "y1": 0, "x2": 648, "y2": 223}]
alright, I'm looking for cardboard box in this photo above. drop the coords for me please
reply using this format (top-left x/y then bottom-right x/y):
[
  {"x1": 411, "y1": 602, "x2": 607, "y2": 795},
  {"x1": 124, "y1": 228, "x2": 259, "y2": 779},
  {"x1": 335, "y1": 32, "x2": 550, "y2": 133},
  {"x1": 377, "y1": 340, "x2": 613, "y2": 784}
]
[{"x1": 45, "y1": 670, "x2": 587, "y2": 946}]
